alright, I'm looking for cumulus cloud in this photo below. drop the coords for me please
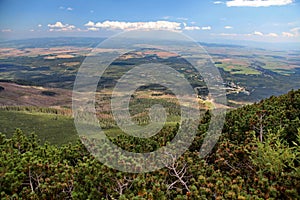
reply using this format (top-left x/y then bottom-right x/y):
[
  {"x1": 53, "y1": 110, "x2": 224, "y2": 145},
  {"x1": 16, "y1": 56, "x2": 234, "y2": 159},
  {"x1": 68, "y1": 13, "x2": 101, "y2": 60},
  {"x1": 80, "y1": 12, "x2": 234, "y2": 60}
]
[
  {"x1": 177, "y1": 17, "x2": 189, "y2": 21},
  {"x1": 215, "y1": 33, "x2": 238, "y2": 36},
  {"x1": 201, "y1": 26, "x2": 212, "y2": 30},
  {"x1": 48, "y1": 22, "x2": 76, "y2": 31},
  {"x1": 224, "y1": 26, "x2": 233, "y2": 29},
  {"x1": 213, "y1": 1, "x2": 224, "y2": 4},
  {"x1": 282, "y1": 32, "x2": 294, "y2": 37},
  {"x1": 226, "y1": 0, "x2": 293, "y2": 7},
  {"x1": 252, "y1": 31, "x2": 288, "y2": 37},
  {"x1": 290, "y1": 27, "x2": 300, "y2": 36},
  {"x1": 48, "y1": 22, "x2": 65, "y2": 28},
  {"x1": 85, "y1": 21, "x2": 95, "y2": 27},
  {"x1": 214, "y1": 30, "x2": 299, "y2": 40},
  {"x1": 87, "y1": 27, "x2": 99, "y2": 31},
  {"x1": 184, "y1": 26, "x2": 201, "y2": 30},
  {"x1": 84, "y1": 20, "x2": 181, "y2": 31},
  {"x1": 182, "y1": 22, "x2": 210, "y2": 31},
  {"x1": 84, "y1": 20, "x2": 213, "y2": 32},
  {"x1": 38, "y1": 24, "x2": 42, "y2": 27},
  {"x1": 253, "y1": 31, "x2": 264, "y2": 36},
  {"x1": 279, "y1": 28, "x2": 300, "y2": 37},
  {"x1": 59, "y1": 6, "x2": 73, "y2": 11},
  {"x1": 266, "y1": 33, "x2": 278, "y2": 37}
]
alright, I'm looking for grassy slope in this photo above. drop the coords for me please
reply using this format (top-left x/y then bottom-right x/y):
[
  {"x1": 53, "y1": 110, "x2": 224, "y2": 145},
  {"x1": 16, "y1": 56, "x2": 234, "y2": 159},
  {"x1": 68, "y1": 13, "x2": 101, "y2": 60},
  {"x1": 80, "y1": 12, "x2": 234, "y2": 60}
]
[{"x1": 0, "y1": 110, "x2": 78, "y2": 145}]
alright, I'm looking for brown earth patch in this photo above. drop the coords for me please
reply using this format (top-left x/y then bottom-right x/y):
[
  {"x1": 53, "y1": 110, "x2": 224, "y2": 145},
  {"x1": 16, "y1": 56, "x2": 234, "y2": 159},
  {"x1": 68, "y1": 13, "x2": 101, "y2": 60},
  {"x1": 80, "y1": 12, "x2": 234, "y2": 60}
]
[{"x1": 0, "y1": 82, "x2": 72, "y2": 107}]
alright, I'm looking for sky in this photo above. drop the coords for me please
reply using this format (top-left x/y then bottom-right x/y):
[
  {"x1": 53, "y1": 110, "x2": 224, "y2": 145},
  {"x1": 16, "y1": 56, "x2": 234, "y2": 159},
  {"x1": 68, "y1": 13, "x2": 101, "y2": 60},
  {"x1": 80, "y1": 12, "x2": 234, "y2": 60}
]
[{"x1": 0, "y1": 0, "x2": 300, "y2": 44}]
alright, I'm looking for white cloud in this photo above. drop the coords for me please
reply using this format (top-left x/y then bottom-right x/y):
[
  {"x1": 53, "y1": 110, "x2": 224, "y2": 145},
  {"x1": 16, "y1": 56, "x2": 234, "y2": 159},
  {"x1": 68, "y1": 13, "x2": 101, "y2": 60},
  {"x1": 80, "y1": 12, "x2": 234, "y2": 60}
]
[
  {"x1": 213, "y1": 1, "x2": 224, "y2": 4},
  {"x1": 183, "y1": 23, "x2": 211, "y2": 31},
  {"x1": 217, "y1": 33, "x2": 238, "y2": 36},
  {"x1": 184, "y1": 26, "x2": 201, "y2": 30},
  {"x1": 84, "y1": 21, "x2": 95, "y2": 27},
  {"x1": 214, "y1": 30, "x2": 299, "y2": 41},
  {"x1": 279, "y1": 28, "x2": 300, "y2": 37},
  {"x1": 224, "y1": 26, "x2": 233, "y2": 29},
  {"x1": 253, "y1": 31, "x2": 264, "y2": 36},
  {"x1": 1, "y1": 29, "x2": 12, "y2": 32},
  {"x1": 38, "y1": 24, "x2": 42, "y2": 27},
  {"x1": 202, "y1": 26, "x2": 212, "y2": 30},
  {"x1": 266, "y1": 33, "x2": 278, "y2": 37},
  {"x1": 59, "y1": 6, "x2": 73, "y2": 11},
  {"x1": 87, "y1": 27, "x2": 99, "y2": 31},
  {"x1": 48, "y1": 22, "x2": 76, "y2": 31},
  {"x1": 290, "y1": 27, "x2": 300, "y2": 36},
  {"x1": 84, "y1": 20, "x2": 212, "y2": 32},
  {"x1": 177, "y1": 17, "x2": 189, "y2": 21},
  {"x1": 85, "y1": 20, "x2": 182, "y2": 31},
  {"x1": 48, "y1": 22, "x2": 65, "y2": 28},
  {"x1": 282, "y1": 32, "x2": 294, "y2": 37},
  {"x1": 226, "y1": 0, "x2": 294, "y2": 7}
]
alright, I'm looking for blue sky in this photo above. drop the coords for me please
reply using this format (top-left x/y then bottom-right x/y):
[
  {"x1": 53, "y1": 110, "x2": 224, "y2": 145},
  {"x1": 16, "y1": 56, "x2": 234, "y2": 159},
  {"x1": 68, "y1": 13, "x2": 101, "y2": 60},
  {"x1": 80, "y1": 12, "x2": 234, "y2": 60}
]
[{"x1": 0, "y1": 0, "x2": 300, "y2": 43}]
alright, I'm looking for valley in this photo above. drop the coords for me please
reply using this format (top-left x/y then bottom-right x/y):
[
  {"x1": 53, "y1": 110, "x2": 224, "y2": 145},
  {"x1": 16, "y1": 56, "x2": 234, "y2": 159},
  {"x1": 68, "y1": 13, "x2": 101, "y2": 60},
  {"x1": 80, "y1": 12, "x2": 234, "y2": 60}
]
[
  {"x1": 1, "y1": 0, "x2": 300, "y2": 198},
  {"x1": 0, "y1": 37, "x2": 299, "y2": 142}
]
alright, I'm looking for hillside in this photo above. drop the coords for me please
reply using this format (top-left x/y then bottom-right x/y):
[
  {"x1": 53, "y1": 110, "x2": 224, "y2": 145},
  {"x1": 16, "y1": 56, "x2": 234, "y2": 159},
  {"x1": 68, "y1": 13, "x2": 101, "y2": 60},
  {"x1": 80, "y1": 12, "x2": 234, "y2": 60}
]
[
  {"x1": 0, "y1": 82, "x2": 72, "y2": 107},
  {"x1": 0, "y1": 109, "x2": 77, "y2": 145},
  {"x1": 1, "y1": 89, "x2": 299, "y2": 199}
]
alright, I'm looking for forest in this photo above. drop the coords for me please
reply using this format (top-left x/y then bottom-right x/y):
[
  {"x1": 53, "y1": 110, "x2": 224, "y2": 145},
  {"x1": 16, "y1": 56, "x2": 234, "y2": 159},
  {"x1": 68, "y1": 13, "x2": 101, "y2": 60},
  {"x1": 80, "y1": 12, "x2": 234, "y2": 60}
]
[{"x1": 1, "y1": 89, "x2": 299, "y2": 199}]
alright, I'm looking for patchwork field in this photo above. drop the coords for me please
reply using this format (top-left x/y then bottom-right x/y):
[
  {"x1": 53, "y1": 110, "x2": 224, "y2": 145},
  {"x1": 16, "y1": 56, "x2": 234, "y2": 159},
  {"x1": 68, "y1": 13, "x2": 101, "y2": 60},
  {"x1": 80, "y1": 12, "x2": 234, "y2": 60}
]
[{"x1": 0, "y1": 37, "x2": 300, "y2": 145}]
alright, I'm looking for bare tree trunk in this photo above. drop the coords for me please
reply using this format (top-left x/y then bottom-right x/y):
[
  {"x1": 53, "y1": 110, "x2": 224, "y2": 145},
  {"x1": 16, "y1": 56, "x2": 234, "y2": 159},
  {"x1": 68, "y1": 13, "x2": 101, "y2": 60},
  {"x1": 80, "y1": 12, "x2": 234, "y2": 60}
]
[
  {"x1": 254, "y1": 111, "x2": 266, "y2": 142},
  {"x1": 164, "y1": 153, "x2": 190, "y2": 192},
  {"x1": 259, "y1": 114, "x2": 263, "y2": 142},
  {"x1": 113, "y1": 176, "x2": 133, "y2": 197},
  {"x1": 28, "y1": 168, "x2": 34, "y2": 192}
]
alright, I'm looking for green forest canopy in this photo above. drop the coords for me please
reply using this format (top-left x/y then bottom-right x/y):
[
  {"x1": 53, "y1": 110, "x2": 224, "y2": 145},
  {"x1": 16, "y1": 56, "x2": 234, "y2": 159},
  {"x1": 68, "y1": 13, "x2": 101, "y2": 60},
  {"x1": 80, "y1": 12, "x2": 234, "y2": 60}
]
[{"x1": 1, "y1": 89, "x2": 300, "y2": 199}]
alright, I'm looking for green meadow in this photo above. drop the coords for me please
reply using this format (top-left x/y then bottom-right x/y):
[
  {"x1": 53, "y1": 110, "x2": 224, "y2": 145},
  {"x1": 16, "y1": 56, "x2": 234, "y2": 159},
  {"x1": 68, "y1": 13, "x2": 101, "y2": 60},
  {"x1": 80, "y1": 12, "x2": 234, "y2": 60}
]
[{"x1": 0, "y1": 110, "x2": 78, "y2": 145}]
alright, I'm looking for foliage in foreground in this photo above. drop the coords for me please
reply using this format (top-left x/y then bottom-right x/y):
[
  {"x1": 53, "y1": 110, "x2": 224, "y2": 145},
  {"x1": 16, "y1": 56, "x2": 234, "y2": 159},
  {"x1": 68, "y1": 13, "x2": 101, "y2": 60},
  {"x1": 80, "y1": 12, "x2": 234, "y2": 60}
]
[{"x1": 1, "y1": 89, "x2": 300, "y2": 199}]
